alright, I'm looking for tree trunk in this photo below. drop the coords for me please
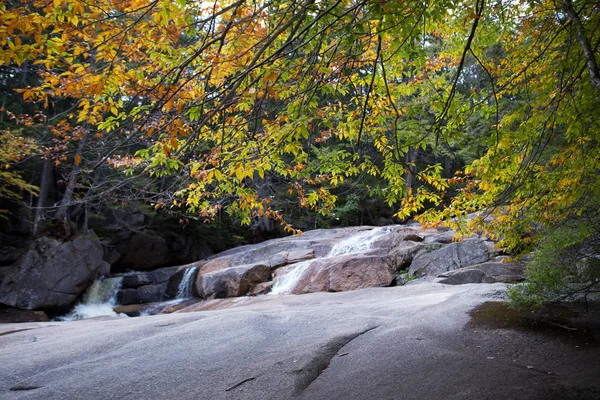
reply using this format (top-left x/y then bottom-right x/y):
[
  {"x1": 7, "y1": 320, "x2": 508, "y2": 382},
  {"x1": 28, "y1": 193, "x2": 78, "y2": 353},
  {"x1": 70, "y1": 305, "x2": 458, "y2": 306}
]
[
  {"x1": 563, "y1": 0, "x2": 600, "y2": 92},
  {"x1": 404, "y1": 147, "x2": 418, "y2": 192},
  {"x1": 56, "y1": 135, "x2": 87, "y2": 218},
  {"x1": 33, "y1": 156, "x2": 53, "y2": 235}
]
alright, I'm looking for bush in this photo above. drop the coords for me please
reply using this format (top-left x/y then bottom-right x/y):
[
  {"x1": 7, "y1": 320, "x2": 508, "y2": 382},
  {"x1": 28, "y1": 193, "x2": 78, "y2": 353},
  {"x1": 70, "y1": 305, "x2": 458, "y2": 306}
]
[{"x1": 508, "y1": 211, "x2": 600, "y2": 308}]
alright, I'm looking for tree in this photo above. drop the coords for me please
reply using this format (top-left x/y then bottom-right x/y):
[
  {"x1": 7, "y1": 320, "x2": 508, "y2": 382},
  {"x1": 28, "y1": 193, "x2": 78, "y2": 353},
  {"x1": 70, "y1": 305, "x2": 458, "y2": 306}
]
[
  {"x1": 0, "y1": 0, "x2": 598, "y2": 254},
  {"x1": 0, "y1": 129, "x2": 38, "y2": 218}
]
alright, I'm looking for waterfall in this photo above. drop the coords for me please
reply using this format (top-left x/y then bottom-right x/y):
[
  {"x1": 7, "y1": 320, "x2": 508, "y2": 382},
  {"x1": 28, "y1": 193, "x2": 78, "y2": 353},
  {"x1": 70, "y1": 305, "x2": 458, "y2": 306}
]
[
  {"x1": 60, "y1": 277, "x2": 124, "y2": 321},
  {"x1": 269, "y1": 260, "x2": 314, "y2": 295},
  {"x1": 269, "y1": 227, "x2": 395, "y2": 295},
  {"x1": 327, "y1": 227, "x2": 392, "y2": 257},
  {"x1": 176, "y1": 267, "x2": 198, "y2": 299}
]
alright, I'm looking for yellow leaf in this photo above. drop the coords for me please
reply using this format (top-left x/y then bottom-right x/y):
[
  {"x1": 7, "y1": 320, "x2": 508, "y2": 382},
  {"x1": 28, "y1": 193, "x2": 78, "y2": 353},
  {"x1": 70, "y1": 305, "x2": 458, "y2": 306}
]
[
  {"x1": 235, "y1": 168, "x2": 244, "y2": 181},
  {"x1": 111, "y1": 107, "x2": 118, "y2": 116}
]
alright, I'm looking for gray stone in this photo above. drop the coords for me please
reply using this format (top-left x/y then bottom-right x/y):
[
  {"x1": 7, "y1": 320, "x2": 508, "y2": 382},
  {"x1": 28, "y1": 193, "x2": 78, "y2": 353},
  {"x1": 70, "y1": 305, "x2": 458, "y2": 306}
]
[
  {"x1": 0, "y1": 235, "x2": 106, "y2": 310},
  {"x1": 136, "y1": 283, "x2": 167, "y2": 303},
  {"x1": 196, "y1": 263, "x2": 271, "y2": 298},
  {"x1": 387, "y1": 241, "x2": 422, "y2": 276},
  {"x1": 438, "y1": 262, "x2": 526, "y2": 285},
  {"x1": 409, "y1": 239, "x2": 491, "y2": 277}
]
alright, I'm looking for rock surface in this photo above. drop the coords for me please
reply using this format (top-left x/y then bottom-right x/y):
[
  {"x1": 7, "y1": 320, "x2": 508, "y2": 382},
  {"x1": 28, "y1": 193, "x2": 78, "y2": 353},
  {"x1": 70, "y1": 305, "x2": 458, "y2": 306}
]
[
  {"x1": 0, "y1": 235, "x2": 107, "y2": 310},
  {"x1": 116, "y1": 267, "x2": 179, "y2": 305},
  {"x1": 0, "y1": 308, "x2": 49, "y2": 323},
  {"x1": 284, "y1": 256, "x2": 394, "y2": 294},
  {"x1": 408, "y1": 239, "x2": 492, "y2": 277},
  {"x1": 196, "y1": 263, "x2": 271, "y2": 298},
  {"x1": 438, "y1": 261, "x2": 526, "y2": 285},
  {"x1": 1, "y1": 283, "x2": 598, "y2": 400}
]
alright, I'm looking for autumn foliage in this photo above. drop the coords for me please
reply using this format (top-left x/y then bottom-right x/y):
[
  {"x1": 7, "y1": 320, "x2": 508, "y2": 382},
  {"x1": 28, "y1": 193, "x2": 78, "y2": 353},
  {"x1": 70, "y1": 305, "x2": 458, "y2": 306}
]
[{"x1": 0, "y1": 0, "x2": 598, "y2": 251}]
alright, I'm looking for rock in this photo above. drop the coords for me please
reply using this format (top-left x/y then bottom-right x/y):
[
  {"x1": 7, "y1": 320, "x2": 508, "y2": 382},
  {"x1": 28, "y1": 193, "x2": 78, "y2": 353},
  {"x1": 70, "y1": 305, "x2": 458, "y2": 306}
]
[
  {"x1": 196, "y1": 263, "x2": 271, "y2": 298},
  {"x1": 0, "y1": 235, "x2": 106, "y2": 310},
  {"x1": 111, "y1": 232, "x2": 172, "y2": 271},
  {"x1": 116, "y1": 266, "x2": 179, "y2": 305},
  {"x1": 387, "y1": 241, "x2": 422, "y2": 277},
  {"x1": 285, "y1": 256, "x2": 394, "y2": 295},
  {"x1": 112, "y1": 303, "x2": 147, "y2": 317},
  {"x1": 423, "y1": 230, "x2": 457, "y2": 244},
  {"x1": 116, "y1": 288, "x2": 140, "y2": 305},
  {"x1": 121, "y1": 267, "x2": 178, "y2": 289},
  {"x1": 402, "y1": 234, "x2": 423, "y2": 242},
  {"x1": 97, "y1": 262, "x2": 111, "y2": 277},
  {"x1": 248, "y1": 281, "x2": 274, "y2": 296},
  {"x1": 0, "y1": 233, "x2": 29, "y2": 267},
  {"x1": 267, "y1": 249, "x2": 315, "y2": 269},
  {"x1": 106, "y1": 229, "x2": 213, "y2": 272},
  {"x1": 0, "y1": 308, "x2": 49, "y2": 323},
  {"x1": 408, "y1": 239, "x2": 491, "y2": 277},
  {"x1": 438, "y1": 262, "x2": 526, "y2": 285},
  {"x1": 136, "y1": 283, "x2": 168, "y2": 303}
]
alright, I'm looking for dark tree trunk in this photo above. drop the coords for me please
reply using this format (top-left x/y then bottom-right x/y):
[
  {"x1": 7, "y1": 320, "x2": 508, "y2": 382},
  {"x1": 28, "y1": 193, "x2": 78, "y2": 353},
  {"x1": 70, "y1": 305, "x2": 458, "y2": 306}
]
[{"x1": 33, "y1": 156, "x2": 53, "y2": 235}]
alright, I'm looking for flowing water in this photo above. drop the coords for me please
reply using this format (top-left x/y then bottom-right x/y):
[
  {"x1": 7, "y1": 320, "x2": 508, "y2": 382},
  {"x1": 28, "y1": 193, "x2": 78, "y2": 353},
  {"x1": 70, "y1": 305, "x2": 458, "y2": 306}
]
[
  {"x1": 177, "y1": 267, "x2": 198, "y2": 299},
  {"x1": 327, "y1": 226, "x2": 393, "y2": 257},
  {"x1": 269, "y1": 260, "x2": 315, "y2": 295},
  {"x1": 270, "y1": 227, "x2": 394, "y2": 295},
  {"x1": 60, "y1": 277, "x2": 124, "y2": 321}
]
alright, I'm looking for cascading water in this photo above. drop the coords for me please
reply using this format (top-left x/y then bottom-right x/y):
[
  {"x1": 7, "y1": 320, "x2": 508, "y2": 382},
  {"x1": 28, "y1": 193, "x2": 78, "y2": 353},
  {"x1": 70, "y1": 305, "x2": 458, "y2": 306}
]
[
  {"x1": 269, "y1": 260, "x2": 314, "y2": 295},
  {"x1": 176, "y1": 267, "x2": 198, "y2": 299},
  {"x1": 60, "y1": 277, "x2": 124, "y2": 321},
  {"x1": 327, "y1": 226, "x2": 392, "y2": 257},
  {"x1": 269, "y1": 227, "x2": 394, "y2": 295}
]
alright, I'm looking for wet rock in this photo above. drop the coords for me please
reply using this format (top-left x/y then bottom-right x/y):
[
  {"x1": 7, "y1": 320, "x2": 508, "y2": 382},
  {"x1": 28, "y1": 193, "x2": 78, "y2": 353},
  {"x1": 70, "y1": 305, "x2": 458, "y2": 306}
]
[
  {"x1": 121, "y1": 267, "x2": 179, "y2": 289},
  {"x1": 438, "y1": 262, "x2": 526, "y2": 285},
  {"x1": 0, "y1": 308, "x2": 49, "y2": 323},
  {"x1": 196, "y1": 263, "x2": 271, "y2": 298},
  {"x1": 0, "y1": 235, "x2": 106, "y2": 310},
  {"x1": 116, "y1": 289, "x2": 139, "y2": 305},
  {"x1": 136, "y1": 283, "x2": 168, "y2": 303},
  {"x1": 408, "y1": 239, "x2": 491, "y2": 277},
  {"x1": 268, "y1": 249, "x2": 315, "y2": 269},
  {"x1": 116, "y1": 266, "x2": 179, "y2": 305},
  {"x1": 248, "y1": 281, "x2": 274, "y2": 296}
]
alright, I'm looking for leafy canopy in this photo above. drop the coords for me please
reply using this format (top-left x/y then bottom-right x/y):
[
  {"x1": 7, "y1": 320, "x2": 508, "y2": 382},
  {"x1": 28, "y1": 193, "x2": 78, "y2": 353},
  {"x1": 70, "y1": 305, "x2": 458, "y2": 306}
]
[{"x1": 1, "y1": 0, "x2": 598, "y2": 245}]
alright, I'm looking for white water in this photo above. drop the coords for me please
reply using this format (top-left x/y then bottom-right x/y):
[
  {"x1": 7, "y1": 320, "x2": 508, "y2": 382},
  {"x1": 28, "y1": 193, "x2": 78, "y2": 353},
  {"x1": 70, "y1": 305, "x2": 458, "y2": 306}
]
[
  {"x1": 177, "y1": 267, "x2": 198, "y2": 299},
  {"x1": 269, "y1": 260, "x2": 314, "y2": 295},
  {"x1": 269, "y1": 227, "x2": 394, "y2": 295},
  {"x1": 60, "y1": 277, "x2": 124, "y2": 321},
  {"x1": 327, "y1": 226, "x2": 393, "y2": 257}
]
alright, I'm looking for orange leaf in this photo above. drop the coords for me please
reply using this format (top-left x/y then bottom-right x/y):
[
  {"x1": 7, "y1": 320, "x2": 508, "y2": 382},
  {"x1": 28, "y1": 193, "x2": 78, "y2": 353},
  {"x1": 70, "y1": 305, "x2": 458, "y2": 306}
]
[{"x1": 74, "y1": 154, "x2": 81, "y2": 166}]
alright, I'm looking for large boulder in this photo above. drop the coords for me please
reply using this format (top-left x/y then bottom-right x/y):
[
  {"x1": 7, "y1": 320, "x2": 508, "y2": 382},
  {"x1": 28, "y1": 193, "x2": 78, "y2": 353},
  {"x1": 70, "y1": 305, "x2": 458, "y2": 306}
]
[
  {"x1": 116, "y1": 266, "x2": 178, "y2": 305},
  {"x1": 196, "y1": 263, "x2": 271, "y2": 298},
  {"x1": 105, "y1": 230, "x2": 213, "y2": 272},
  {"x1": 0, "y1": 308, "x2": 49, "y2": 323},
  {"x1": 408, "y1": 239, "x2": 492, "y2": 277},
  {"x1": 276, "y1": 256, "x2": 394, "y2": 295},
  {"x1": 387, "y1": 241, "x2": 422, "y2": 278},
  {"x1": 438, "y1": 261, "x2": 526, "y2": 285},
  {"x1": 0, "y1": 235, "x2": 108, "y2": 310}
]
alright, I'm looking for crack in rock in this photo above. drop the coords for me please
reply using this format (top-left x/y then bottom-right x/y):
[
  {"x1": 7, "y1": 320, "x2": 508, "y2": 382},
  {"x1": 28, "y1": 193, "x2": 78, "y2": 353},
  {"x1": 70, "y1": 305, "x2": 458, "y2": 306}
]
[
  {"x1": 10, "y1": 385, "x2": 43, "y2": 391},
  {"x1": 0, "y1": 328, "x2": 35, "y2": 337},
  {"x1": 293, "y1": 325, "x2": 379, "y2": 395},
  {"x1": 225, "y1": 377, "x2": 256, "y2": 392}
]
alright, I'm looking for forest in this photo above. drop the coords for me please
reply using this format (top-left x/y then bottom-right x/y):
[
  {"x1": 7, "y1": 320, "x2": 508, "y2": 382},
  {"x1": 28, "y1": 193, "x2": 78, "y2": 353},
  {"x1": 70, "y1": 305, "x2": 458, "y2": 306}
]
[{"x1": 0, "y1": 0, "x2": 599, "y2": 305}]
